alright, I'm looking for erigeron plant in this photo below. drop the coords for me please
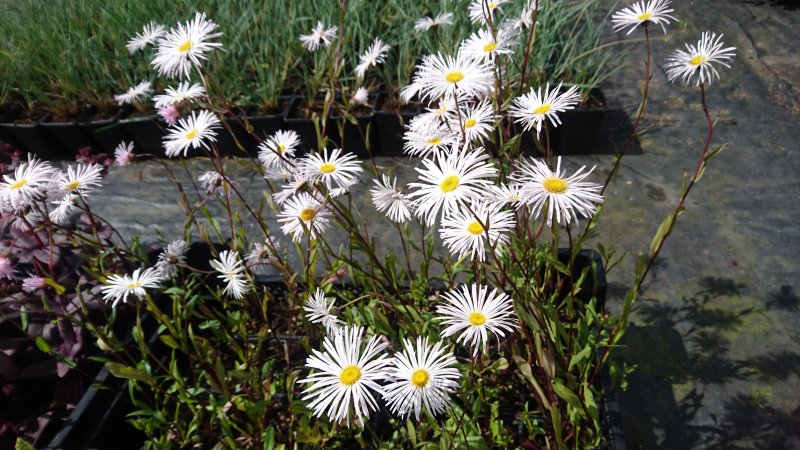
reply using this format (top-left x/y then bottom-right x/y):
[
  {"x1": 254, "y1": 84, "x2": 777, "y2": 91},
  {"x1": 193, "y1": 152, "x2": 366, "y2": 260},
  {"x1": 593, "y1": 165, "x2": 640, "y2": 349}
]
[{"x1": 0, "y1": 0, "x2": 736, "y2": 448}]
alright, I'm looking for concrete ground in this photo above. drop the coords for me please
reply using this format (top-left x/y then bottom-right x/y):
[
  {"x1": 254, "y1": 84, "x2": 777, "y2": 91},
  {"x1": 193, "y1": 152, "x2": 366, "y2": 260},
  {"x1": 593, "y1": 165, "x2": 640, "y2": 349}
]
[{"x1": 78, "y1": 0, "x2": 800, "y2": 448}]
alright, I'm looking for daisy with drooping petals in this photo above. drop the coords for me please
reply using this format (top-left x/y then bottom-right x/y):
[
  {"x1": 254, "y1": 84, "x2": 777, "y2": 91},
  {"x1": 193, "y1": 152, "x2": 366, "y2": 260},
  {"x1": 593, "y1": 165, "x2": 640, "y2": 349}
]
[
  {"x1": 408, "y1": 148, "x2": 497, "y2": 226},
  {"x1": 303, "y1": 148, "x2": 363, "y2": 191},
  {"x1": 511, "y1": 1, "x2": 538, "y2": 30},
  {"x1": 114, "y1": 141, "x2": 136, "y2": 166},
  {"x1": 300, "y1": 326, "x2": 391, "y2": 426},
  {"x1": 414, "y1": 12, "x2": 454, "y2": 32},
  {"x1": 403, "y1": 116, "x2": 459, "y2": 159},
  {"x1": 460, "y1": 27, "x2": 517, "y2": 62},
  {"x1": 57, "y1": 163, "x2": 103, "y2": 197},
  {"x1": 299, "y1": 21, "x2": 338, "y2": 51},
  {"x1": 436, "y1": 283, "x2": 517, "y2": 356},
  {"x1": 304, "y1": 288, "x2": 344, "y2": 335},
  {"x1": 278, "y1": 192, "x2": 331, "y2": 242},
  {"x1": 411, "y1": 52, "x2": 494, "y2": 104},
  {"x1": 484, "y1": 183, "x2": 524, "y2": 209},
  {"x1": 114, "y1": 81, "x2": 153, "y2": 105},
  {"x1": 355, "y1": 38, "x2": 391, "y2": 79},
  {"x1": 665, "y1": 31, "x2": 736, "y2": 86},
  {"x1": 158, "y1": 104, "x2": 181, "y2": 126},
  {"x1": 155, "y1": 240, "x2": 188, "y2": 278},
  {"x1": 152, "y1": 12, "x2": 223, "y2": 79},
  {"x1": 0, "y1": 157, "x2": 54, "y2": 210},
  {"x1": 509, "y1": 82, "x2": 582, "y2": 137},
  {"x1": 468, "y1": 0, "x2": 509, "y2": 24},
  {"x1": 258, "y1": 130, "x2": 300, "y2": 168},
  {"x1": 126, "y1": 21, "x2": 166, "y2": 53},
  {"x1": 49, "y1": 193, "x2": 76, "y2": 225},
  {"x1": 101, "y1": 267, "x2": 163, "y2": 307},
  {"x1": 153, "y1": 81, "x2": 206, "y2": 109},
  {"x1": 163, "y1": 110, "x2": 221, "y2": 157},
  {"x1": 209, "y1": 250, "x2": 251, "y2": 299},
  {"x1": 459, "y1": 100, "x2": 496, "y2": 143},
  {"x1": 264, "y1": 160, "x2": 299, "y2": 182},
  {"x1": 351, "y1": 87, "x2": 370, "y2": 106},
  {"x1": 370, "y1": 174, "x2": 413, "y2": 223},
  {"x1": 440, "y1": 201, "x2": 515, "y2": 261},
  {"x1": 513, "y1": 156, "x2": 603, "y2": 226},
  {"x1": 245, "y1": 239, "x2": 280, "y2": 274},
  {"x1": 383, "y1": 337, "x2": 461, "y2": 420},
  {"x1": 612, "y1": 0, "x2": 677, "y2": 35}
]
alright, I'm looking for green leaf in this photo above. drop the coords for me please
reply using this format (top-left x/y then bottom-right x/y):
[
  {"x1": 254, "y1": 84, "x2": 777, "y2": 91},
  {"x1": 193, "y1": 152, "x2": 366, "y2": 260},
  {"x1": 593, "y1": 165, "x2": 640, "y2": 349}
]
[
  {"x1": 43, "y1": 278, "x2": 66, "y2": 295},
  {"x1": 552, "y1": 381, "x2": 586, "y2": 419},
  {"x1": 568, "y1": 346, "x2": 591, "y2": 371},
  {"x1": 106, "y1": 362, "x2": 156, "y2": 386},
  {"x1": 15, "y1": 437, "x2": 36, "y2": 450},
  {"x1": 262, "y1": 426, "x2": 275, "y2": 450},
  {"x1": 159, "y1": 334, "x2": 180, "y2": 349},
  {"x1": 649, "y1": 207, "x2": 684, "y2": 258},
  {"x1": 34, "y1": 336, "x2": 51, "y2": 353}
]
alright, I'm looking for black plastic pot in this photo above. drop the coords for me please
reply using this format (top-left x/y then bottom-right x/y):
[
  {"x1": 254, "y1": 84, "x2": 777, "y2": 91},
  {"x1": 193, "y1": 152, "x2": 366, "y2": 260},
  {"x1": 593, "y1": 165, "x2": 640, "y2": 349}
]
[
  {"x1": 78, "y1": 106, "x2": 133, "y2": 154},
  {"x1": 2, "y1": 112, "x2": 62, "y2": 160},
  {"x1": 373, "y1": 92, "x2": 421, "y2": 157},
  {"x1": 284, "y1": 96, "x2": 343, "y2": 157},
  {"x1": 41, "y1": 114, "x2": 98, "y2": 159},
  {"x1": 119, "y1": 114, "x2": 166, "y2": 156},
  {"x1": 0, "y1": 104, "x2": 26, "y2": 151}
]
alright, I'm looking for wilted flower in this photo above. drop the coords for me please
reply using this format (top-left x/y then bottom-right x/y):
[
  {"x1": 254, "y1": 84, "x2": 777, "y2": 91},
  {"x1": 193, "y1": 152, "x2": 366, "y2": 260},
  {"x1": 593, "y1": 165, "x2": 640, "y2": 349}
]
[
  {"x1": 126, "y1": 21, "x2": 166, "y2": 53},
  {"x1": 209, "y1": 250, "x2": 251, "y2": 299},
  {"x1": 355, "y1": 38, "x2": 391, "y2": 79},
  {"x1": 114, "y1": 81, "x2": 153, "y2": 105},
  {"x1": 299, "y1": 21, "x2": 338, "y2": 51},
  {"x1": 414, "y1": 12, "x2": 454, "y2": 32}
]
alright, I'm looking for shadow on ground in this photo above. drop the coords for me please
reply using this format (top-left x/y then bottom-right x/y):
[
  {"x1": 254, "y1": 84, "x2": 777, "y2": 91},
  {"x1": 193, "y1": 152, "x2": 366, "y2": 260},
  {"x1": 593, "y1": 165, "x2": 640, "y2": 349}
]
[{"x1": 612, "y1": 279, "x2": 800, "y2": 449}]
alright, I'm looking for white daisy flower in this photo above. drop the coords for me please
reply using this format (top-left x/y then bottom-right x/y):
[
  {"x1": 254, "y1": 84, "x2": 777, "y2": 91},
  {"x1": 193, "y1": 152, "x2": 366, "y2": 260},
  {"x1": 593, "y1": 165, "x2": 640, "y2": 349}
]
[
  {"x1": 114, "y1": 141, "x2": 136, "y2": 166},
  {"x1": 483, "y1": 183, "x2": 524, "y2": 209},
  {"x1": 304, "y1": 288, "x2": 344, "y2": 335},
  {"x1": 403, "y1": 116, "x2": 459, "y2": 159},
  {"x1": 0, "y1": 157, "x2": 55, "y2": 210},
  {"x1": 258, "y1": 130, "x2": 300, "y2": 168},
  {"x1": 303, "y1": 148, "x2": 363, "y2": 191},
  {"x1": 300, "y1": 326, "x2": 391, "y2": 426},
  {"x1": 156, "y1": 240, "x2": 188, "y2": 278},
  {"x1": 48, "y1": 193, "x2": 76, "y2": 225},
  {"x1": 114, "y1": 81, "x2": 153, "y2": 105},
  {"x1": 351, "y1": 87, "x2": 370, "y2": 106},
  {"x1": 355, "y1": 37, "x2": 391, "y2": 79},
  {"x1": 209, "y1": 250, "x2": 251, "y2": 299},
  {"x1": 57, "y1": 163, "x2": 103, "y2": 197},
  {"x1": 278, "y1": 192, "x2": 331, "y2": 242},
  {"x1": 299, "y1": 21, "x2": 338, "y2": 52},
  {"x1": 264, "y1": 160, "x2": 297, "y2": 182},
  {"x1": 383, "y1": 336, "x2": 461, "y2": 420},
  {"x1": 436, "y1": 283, "x2": 517, "y2": 356},
  {"x1": 153, "y1": 81, "x2": 206, "y2": 109},
  {"x1": 163, "y1": 110, "x2": 221, "y2": 157},
  {"x1": 459, "y1": 100, "x2": 495, "y2": 143},
  {"x1": 414, "y1": 12, "x2": 454, "y2": 32},
  {"x1": 468, "y1": 0, "x2": 509, "y2": 24},
  {"x1": 440, "y1": 201, "x2": 514, "y2": 261},
  {"x1": 126, "y1": 22, "x2": 166, "y2": 53},
  {"x1": 665, "y1": 31, "x2": 736, "y2": 86},
  {"x1": 245, "y1": 239, "x2": 280, "y2": 274},
  {"x1": 101, "y1": 267, "x2": 163, "y2": 307},
  {"x1": 512, "y1": 156, "x2": 603, "y2": 226},
  {"x1": 460, "y1": 27, "x2": 517, "y2": 62},
  {"x1": 370, "y1": 174, "x2": 413, "y2": 223},
  {"x1": 410, "y1": 52, "x2": 494, "y2": 104},
  {"x1": 510, "y1": 1, "x2": 538, "y2": 30},
  {"x1": 509, "y1": 82, "x2": 582, "y2": 137},
  {"x1": 611, "y1": 0, "x2": 677, "y2": 35},
  {"x1": 152, "y1": 12, "x2": 223, "y2": 79},
  {"x1": 272, "y1": 174, "x2": 309, "y2": 206},
  {"x1": 407, "y1": 148, "x2": 497, "y2": 226},
  {"x1": 198, "y1": 170, "x2": 236, "y2": 196}
]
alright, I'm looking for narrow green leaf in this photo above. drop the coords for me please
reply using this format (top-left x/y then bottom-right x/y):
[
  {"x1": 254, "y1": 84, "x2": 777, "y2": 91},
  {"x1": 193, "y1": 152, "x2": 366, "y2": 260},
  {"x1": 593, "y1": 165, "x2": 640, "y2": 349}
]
[
  {"x1": 106, "y1": 362, "x2": 156, "y2": 386},
  {"x1": 34, "y1": 336, "x2": 51, "y2": 353}
]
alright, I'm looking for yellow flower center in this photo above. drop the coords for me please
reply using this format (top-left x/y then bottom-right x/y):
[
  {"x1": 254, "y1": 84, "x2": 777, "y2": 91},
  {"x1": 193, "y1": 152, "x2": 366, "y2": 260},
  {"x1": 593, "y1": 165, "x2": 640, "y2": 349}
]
[
  {"x1": 464, "y1": 118, "x2": 477, "y2": 129},
  {"x1": 440, "y1": 175, "x2": 459, "y2": 193},
  {"x1": 178, "y1": 40, "x2": 193, "y2": 53},
  {"x1": 125, "y1": 281, "x2": 142, "y2": 289},
  {"x1": 299, "y1": 208, "x2": 316, "y2": 222},
  {"x1": 445, "y1": 71, "x2": 465, "y2": 84},
  {"x1": 467, "y1": 221, "x2": 485, "y2": 235},
  {"x1": 543, "y1": 177, "x2": 568, "y2": 194},
  {"x1": 185, "y1": 129, "x2": 199, "y2": 140},
  {"x1": 278, "y1": 144, "x2": 286, "y2": 152},
  {"x1": 483, "y1": 42, "x2": 497, "y2": 53},
  {"x1": 488, "y1": 2, "x2": 496, "y2": 9},
  {"x1": 65, "y1": 180, "x2": 80, "y2": 190},
  {"x1": 319, "y1": 162, "x2": 336, "y2": 174},
  {"x1": 469, "y1": 311, "x2": 486, "y2": 326},
  {"x1": 690, "y1": 55, "x2": 708, "y2": 66},
  {"x1": 426, "y1": 137, "x2": 443, "y2": 146},
  {"x1": 411, "y1": 369, "x2": 430, "y2": 388},
  {"x1": 637, "y1": 12, "x2": 653, "y2": 21},
  {"x1": 9, "y1": 179, "x2": 28, "y2": 190},
  {"x1": 533, "y1": 104, "x2": 552, "y2": 115},
  {"x1": 339, "y1": 365, "x2": 361, "y2": 386}
]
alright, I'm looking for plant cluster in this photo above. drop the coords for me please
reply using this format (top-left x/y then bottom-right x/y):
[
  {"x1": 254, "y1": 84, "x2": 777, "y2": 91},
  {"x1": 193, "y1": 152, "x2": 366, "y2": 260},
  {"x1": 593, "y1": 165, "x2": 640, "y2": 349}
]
[{"x1": 0, "y1": 0, "x2": 737, "y2": 448}]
